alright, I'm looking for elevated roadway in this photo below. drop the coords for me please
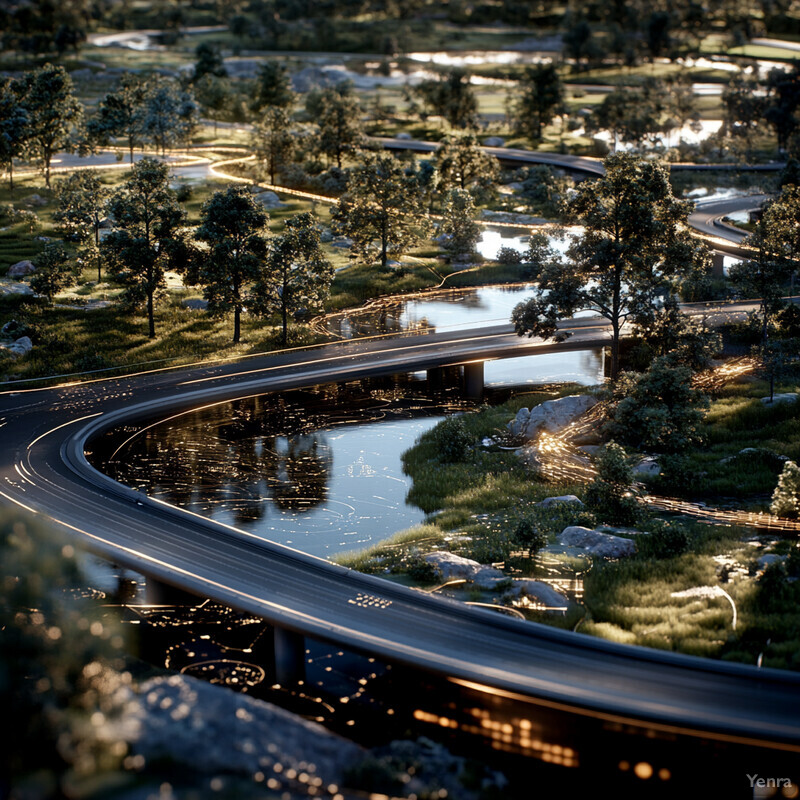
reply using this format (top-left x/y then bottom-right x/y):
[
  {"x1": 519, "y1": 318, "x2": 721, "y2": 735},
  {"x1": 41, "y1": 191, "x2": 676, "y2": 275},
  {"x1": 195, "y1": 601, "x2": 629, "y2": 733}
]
[{"x1": 1, "y1": 312, "x2": 799, "y2": 778}]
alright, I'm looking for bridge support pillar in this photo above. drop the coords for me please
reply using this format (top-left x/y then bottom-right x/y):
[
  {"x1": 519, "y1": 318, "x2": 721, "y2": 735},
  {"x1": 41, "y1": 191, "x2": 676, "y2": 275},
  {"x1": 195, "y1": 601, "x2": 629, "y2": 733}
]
[
  {"x1": 274, "y1": 627, "x2": 306, "y2": 685},
  {"x1": 463, "y1": 361, "x2": 484, "y2": 400},
  {"x1": 711, "y1": 252, "x2": 726, "y2": 277},
  {"x1": 427, "y1": 366, "x2": 445, "y2": 389},
  {"x1": 145, "y1": 577, "x2": 200, "y2": 606}
]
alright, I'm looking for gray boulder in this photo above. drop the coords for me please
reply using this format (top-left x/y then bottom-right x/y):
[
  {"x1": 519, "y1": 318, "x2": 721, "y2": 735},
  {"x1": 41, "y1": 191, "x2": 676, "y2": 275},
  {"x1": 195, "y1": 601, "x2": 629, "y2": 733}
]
[
  {"x1": 509, "y1": 394, "x2": 597, "y2": 440},
  {"x1": 508, "y1": 406, "x2": 531, "y2": 437},
  {"x1": 0, "y1": 336, "x2": 33, "y2": 359},
  {"x1": 0, "y1": 282, "x2": 34, "y2": 297},
  {"x1": 24, "y1": 193, "x2": 47, "y2": 207},
  {"x1": 761, "y1": 393, "x2": 799, "y2": 405},
  {"x1": 253, "y1": 190, "x2": 287, "y2": 209},
  {"x1": 424, "y1": 551, "x2": 504, "y2": 589},
  {"x1": 181, "y1": 298, "x2": 208, "y2": 310},
  {"x1": 7, "y1": 260, "x2": 36, "y2": 277},
  {"x1": 395, "y1": 132, "x2": 413, "y2": 140},
  {"x1": 758, "y1": 554, "x2": 786, "y2": 570},
  {"x1": 127, "y1": 674, "x2": 362, "y2": 783},
  {"x1": 483, "y1": 136, "x2": 506, "y2": 147},
  {"x1": 503, "y1": 579, "x2": 569, "y2": 608},
  {"x1": 558, "y1": 525, "x2": 636, "y2": 558},
  {"x1": 331, "y1": 237, "x2": 353, "y2": 248},
  {"x1": 319, "y1": 228, "x2": 334, "y2": 243},
  {"x1": 536, "y1": 495, "x2": 583, "y2": 508},
  {"x1": 633, "y1": 456, "x2": 660, "y2": 478}
]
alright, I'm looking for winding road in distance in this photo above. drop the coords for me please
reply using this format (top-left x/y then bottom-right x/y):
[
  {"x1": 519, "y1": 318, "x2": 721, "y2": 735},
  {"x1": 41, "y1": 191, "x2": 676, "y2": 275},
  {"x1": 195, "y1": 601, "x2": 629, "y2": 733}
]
[{"x1": 1, "y1": 302, "x2": 799, "y2": 781}]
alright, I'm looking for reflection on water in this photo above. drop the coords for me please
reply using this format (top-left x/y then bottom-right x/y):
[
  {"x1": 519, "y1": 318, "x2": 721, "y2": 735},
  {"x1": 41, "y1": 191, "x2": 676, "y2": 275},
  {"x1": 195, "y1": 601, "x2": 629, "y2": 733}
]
[
  {"x1": 94, "y1": 378, "x2": 472, "y2": 557},
  {"x1": 324, "y1": 283, "x2": 537, "y2": 338}
]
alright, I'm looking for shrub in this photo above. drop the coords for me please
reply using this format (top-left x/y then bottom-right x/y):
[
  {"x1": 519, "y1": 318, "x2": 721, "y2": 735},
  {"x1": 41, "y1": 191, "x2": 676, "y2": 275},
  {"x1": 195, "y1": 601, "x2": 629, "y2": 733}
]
[
  {"x1": 585, "y1": 442, "x2": 640, "y2": 525},
  {"x1": 636, "y1": 521, "x2": 690, "y2": 559},
  {"x1": 771, "y1": 460, "x2": 800, "y2": 518},
  {"x1": 496, "y1": 245, "x2": 522, "y2": 265},
  {"x1": 406, "y1": 556, "x2": 438, "y2": 584},
  {"x1": 432, "y1": 415, "x2": 472, "y2": 463},
  {"x1": 512, "y1": 516, "x2": 548, "y2": 557}
]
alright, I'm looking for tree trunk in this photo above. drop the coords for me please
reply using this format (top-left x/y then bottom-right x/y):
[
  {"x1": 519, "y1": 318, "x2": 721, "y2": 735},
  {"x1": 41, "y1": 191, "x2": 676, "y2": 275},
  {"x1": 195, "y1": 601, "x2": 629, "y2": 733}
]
[
  {"x1": 95, "y1": 222, "x2": 101, "y2": 282},
  {"x1": 147, "y1": 291, "x2": 155, "y2": 338},
  {"x1": 282, "y1": 302, "x2": 288, "y2": 345},
  {"x1": 8, "y1": 159, "x2": 13, "y2": 192},
  {"x1": 44, "y1": 146, "x2": 51, "y2": 189},
  {"x1": 610, "y1": 318, "x2": 620, "y2": 381},
  {"x1": 233, "y1": 304, "x2": 241, "y2": 344},
  {"x1": 129, "y1": 139, "x2": 134, "y2": 164}
]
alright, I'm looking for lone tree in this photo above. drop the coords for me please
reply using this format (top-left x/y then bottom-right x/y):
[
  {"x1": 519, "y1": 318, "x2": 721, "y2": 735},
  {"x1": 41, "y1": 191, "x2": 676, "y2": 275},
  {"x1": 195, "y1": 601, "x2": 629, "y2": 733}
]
[
  {"x1": 102, "y1": 158, "x2": 186, "y2": 338},
  {"x1": 192, "y1": 41, "x2": 227, "y2": 83},
  {"x1": 141, "y1": 77, "x2": 198, "y2": 154},
  {"x1": 512, "y1": 63, "x2": 564, "y2": 142},
  {"x1": 195, "y1": 186, "x2": 270, "y2": 344},
  {"x1": 771, "y1": 460, "x2": 800, "y2": 518},
  {"x1": 250, "y1": 62, "x2": 294, "y2": 114},
  {"x1": 331, "y1": 152, "x2": 430, "y2": 268},
  {"x1": 19, "y1": 63, "x2": 83, "y2": 188},
  {"x1": 30, "y1": 242, "x2": 74, "y2": 301},
  {"x1": 253, "y1": 107, "x2": 294, "y2": 185},
  {"x1": 435, "y1": 133, "x2": 499, "y2": 203},
  {"x1": 415, "y1": 69, "x2": 478, "y2": 130},
  {"x1": 253, "y1": 212, "x2": 334, "y2": 344},
  {"x1": 512, "y1": 153, "x2": 708, "y2": 381},
  {"x1": 439, "y1": 188, "x2": 481, "y2": 259},
  {"x1": 88, "y1": 74, "x2": 149, "y2": 164},
  {"x1": 731, "y1": 212, "x2": 794, "y2": 342},
  {"x1": 53, "y1": 171, "x2": 109, "y2": 282},
  {"x1": 313, "y1": 83, "x2": 363, "y2": 168}
]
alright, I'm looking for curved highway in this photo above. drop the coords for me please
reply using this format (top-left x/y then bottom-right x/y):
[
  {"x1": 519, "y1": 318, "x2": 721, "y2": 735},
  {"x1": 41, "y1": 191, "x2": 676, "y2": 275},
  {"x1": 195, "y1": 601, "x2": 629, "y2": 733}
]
[{"x1": 2, "y1": 314, "x2": 799, "y2": 763}]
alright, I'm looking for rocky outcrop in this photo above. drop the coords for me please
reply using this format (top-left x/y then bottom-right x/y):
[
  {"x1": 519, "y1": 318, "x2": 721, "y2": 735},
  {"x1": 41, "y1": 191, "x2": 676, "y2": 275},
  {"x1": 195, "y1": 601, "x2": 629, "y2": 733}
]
[
  {"x1": 558, "y1": 525, "x2": 636, "y2": 558},
  {"x1": 7, "y1": 259, "x2": 35, "y2": 277},
  {"x1": 424, "y1": 551, "x2": 504, "y2": 588},
  {"x1": 127, "y1": 674, "x2": 363, "y2": 782},
  {"x1": 536, "y1": 495, "x2": 583, "y2": 508},
  {"x1": 508, "y1": 395, "x2": 597, "y2": 440}
]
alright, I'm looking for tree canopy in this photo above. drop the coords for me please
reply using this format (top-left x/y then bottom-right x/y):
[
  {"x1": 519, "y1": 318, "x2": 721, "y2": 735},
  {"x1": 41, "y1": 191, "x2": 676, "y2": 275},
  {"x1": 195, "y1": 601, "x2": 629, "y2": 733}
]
[
  {"x1": 253, "y1": 212, "x2": 334, "y2": 344},
  {"x1": 512, "y1": 152, "x2": 709, "y2": 380},
  {"x1": 330, "y1": 152, "x2": 430, "y2": 268},
  {"x1": 18, "y1": 63, "x2": 83, "y2": 188},
  {"x1": 101, "y1": 158, "x2": 186, "y2": 338},
  {"x1": 511, "y1": 64, "x2": 564, "y2": 141},
  {"x1": 195, "y1": 186, "x2": 270, "y2": 344}
]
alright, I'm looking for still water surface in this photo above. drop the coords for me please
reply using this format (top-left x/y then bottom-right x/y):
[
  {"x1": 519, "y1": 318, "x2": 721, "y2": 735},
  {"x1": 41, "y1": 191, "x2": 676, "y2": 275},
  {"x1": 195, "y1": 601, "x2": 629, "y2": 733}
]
[{"x1": 95, "y1": 364, "x2": 602, "y2": 559}]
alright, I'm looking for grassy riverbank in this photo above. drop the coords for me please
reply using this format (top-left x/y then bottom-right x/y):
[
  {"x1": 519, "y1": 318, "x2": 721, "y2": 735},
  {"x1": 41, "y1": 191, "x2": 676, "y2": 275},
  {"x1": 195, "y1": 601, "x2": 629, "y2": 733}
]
[{"x1": 336, "y1": 375, "x2": 800, "y2": 670}]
